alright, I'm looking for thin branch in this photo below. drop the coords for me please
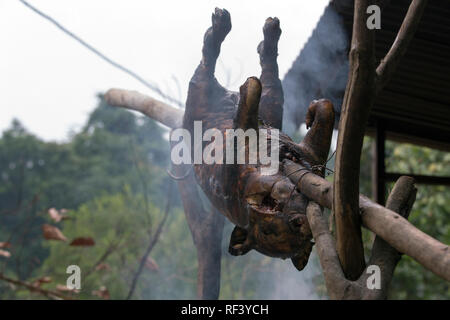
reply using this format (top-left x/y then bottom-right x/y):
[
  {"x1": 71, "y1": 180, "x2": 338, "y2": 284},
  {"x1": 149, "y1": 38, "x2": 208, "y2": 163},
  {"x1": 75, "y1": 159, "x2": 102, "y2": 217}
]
[
  {"x1": 83, "y1": 241, "x2": 120, "y2": 279},
  {"x1": 105, "y1": 88, "x2": 183, "y2": 129},
  {"x1": 130, "y1": 138, "x2": 152, "y2": 232},
  {"x1": 126, "y1": 181, "x2": 173, "y2": 300},
  {"x1": 0, "y1": 273, "x2": 74, "y2": 300},
  {"x1": 376, "y1": 0, "x2": 428, "y2": 92}
]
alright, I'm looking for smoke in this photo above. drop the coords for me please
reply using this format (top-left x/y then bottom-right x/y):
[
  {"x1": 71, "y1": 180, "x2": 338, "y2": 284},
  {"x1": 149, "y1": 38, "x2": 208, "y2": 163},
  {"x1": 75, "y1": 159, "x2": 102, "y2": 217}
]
[
  {"x1": 136, "y1": 3, "x2": 351, "y2": 300},
  {"x1": 256, "y1": 252, "x2": 323, "y2": 300},
  {"x1": 282, "y1": 2, "x2": 350, "y2": 136}
]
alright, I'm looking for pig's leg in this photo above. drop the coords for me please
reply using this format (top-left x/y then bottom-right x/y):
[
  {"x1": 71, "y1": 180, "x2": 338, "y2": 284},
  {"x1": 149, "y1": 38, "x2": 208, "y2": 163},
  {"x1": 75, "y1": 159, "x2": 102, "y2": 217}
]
[
  {"x1": 181, "y1": 9, "x2": 230, "y2": 299},
  {"x1": 199, "y1": 8, "x2": 231, "y2": 80},
  {"x1": 185, "y1": 8, "x2": 231, "y2": 123},
  {"x1": 257, "y1": 17, "x2": 284, "y2": 130},
  {"x1": 299, "y1": 99, "x2": 335, "y2": 167}
]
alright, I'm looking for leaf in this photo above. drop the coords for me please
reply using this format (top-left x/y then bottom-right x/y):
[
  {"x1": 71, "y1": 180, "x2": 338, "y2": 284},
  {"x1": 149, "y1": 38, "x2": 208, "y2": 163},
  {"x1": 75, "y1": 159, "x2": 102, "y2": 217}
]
[
  {"x1": 144, "y1": 256, "x2": 159, "y2": 272},
  {"x1": 42, "y1": 224, "x2": 67, "y2": 242},
  {"x1": 32, "y1": 276, "x2": 52, "y2": 287},
  {"x1": 56, "y1": 284, "x2": 79, "y2": 293},
  {"x1": 48, "y1": 208, "x2": 63, "y2": 223},
  {"x1": 69, "y1": 237, "x2": 95, "y2": 246},
  {"x1": 0, "y1": 242, "x2": 11, "y2": 249},
  {"x1": 92, "y1": 286, "x2": 110, "y2": 300},
  {"x1": 0, "y1": 249, "x2": 11, "y2": 258},
  {"x1": 48, "y1": 208, "x2": 70, "y2": 222},
  {"x1": 37, "y1": 276, "x2": 52, "y2": 284}
]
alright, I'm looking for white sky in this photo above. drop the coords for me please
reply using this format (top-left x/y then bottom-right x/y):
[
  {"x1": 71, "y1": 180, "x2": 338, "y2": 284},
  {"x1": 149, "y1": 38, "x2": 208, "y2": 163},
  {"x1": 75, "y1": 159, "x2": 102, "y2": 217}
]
[{"x1": 1, "y1": 0, "x2": 329, "y2": 141}]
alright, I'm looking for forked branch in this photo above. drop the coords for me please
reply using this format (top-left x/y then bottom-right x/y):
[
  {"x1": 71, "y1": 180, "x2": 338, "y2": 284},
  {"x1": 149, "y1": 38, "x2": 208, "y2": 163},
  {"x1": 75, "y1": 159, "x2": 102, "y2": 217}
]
[
  {"x1": 334, "y1": 0, "x2": 428, "y2": 280},
  {"x1": 285, "y1": 160, "x2": 450, "y2": 282},
  {"x1": 376, "y1": 0, "x2": 428, "y2": 92},
  {"x1": 333, "y1": 0, "x2": 376, "y2": 280},
  {"x1": 307, "y1": 176, "x2": 418, "y2": 299}
]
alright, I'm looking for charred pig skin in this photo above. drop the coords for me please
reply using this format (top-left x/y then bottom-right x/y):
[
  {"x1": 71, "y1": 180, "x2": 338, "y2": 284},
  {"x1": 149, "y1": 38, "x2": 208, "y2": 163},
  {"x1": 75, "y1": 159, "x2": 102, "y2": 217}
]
[{"x1": 181, "y1": 8, "x2": 335, "y2": 270}]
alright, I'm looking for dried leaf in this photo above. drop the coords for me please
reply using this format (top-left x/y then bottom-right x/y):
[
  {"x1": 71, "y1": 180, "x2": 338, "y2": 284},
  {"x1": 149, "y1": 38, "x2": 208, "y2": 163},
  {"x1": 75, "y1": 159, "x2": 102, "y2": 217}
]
[
  {"x1": 56, "y1": 284, "x2": 79, "y2": 293},
  {"x1": 95, "y1": 263, "x2": 111, "y2": 271},
  {"x1": 48, "y1": 208, "x2": 62, "y2": 223},
  {"x1": 56, "y1": 284, "x2": 70, "y2": 291},
  {"x1": 48, "y1": 208, "x2": 70, "y2": 222},
  {"x1": 0, "y1": 242, "x2": 11, "y2": 249},
  {"x1": 92, "y1": 286, "x2": 110, "y2": 300},
  {"x1": 144, "y1": 256, "x2": 159, "y2": 272},
  {"x1": 37, "y1": 276, "x2": 52, "y2": 284},
  {"x1": 42, "y1": 224, "x2": 67, "y2": 242},
  {"x1": 32, "y1": 276, "x2": 52, "y2": 287},
  {"x1": 0, "y1": 249, "x2": 11, "y2": 258},
  {"x1": 70, "y1": 237, "x2": 95, "y2": 247}
]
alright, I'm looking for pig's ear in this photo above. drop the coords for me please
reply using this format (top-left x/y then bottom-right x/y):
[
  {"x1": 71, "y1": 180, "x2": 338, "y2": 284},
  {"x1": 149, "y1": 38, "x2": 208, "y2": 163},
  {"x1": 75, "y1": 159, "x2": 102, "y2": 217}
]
[
  {"x1": 228, "y1": 226, "x2": 253, "y2": 256},
  {"x1": 291, "y1": 241, "x2": 314, "y2": 271}
]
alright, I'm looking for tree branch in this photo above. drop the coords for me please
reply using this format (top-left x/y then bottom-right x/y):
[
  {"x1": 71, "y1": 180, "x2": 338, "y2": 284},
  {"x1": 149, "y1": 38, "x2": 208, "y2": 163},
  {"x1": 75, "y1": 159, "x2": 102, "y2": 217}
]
[
  {"x1": 376, "y1": 0, "x2": 428, "y2": 92},
  {"x1": 360, "y1": 176, "x2": 416, "y2": 299},
  {"x1": 126, "y1": 181, "x2": 173, "y2": 299},
  {"x1": 104, "y1": 88, "x2": 184, "y2": 129},
  {"x1": 307, "y1": 176, "x2": 419, "y2": 299},
  {"x1": 306, "y1": 202, "x2": 350, "y2": 299},
  {"x1": 284, "y1": 159, "x2": 450, "y2": 282},
  {"x1": 333, "y1": 0, "x2": 377, "y2": 280},
  {"x1": 0, "y1": 273, "x2": 74, "y2": 300}
]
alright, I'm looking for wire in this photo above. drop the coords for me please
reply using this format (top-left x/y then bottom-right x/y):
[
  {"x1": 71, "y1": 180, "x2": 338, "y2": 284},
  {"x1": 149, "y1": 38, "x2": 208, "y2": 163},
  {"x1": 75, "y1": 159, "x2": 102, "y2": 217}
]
[{"x1": 18, "y1": 0, "x2": 184, "y2": 107}]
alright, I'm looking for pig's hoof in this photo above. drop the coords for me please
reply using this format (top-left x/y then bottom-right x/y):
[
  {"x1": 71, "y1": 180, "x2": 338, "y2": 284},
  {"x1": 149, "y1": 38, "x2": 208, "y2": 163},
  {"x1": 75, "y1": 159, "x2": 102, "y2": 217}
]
[
  {"x1": 212, "y1": 8, "x2": 231, "y2": 40},
  {"x1": 263, "y1": 17, "x2": 281, "y2": 43}
]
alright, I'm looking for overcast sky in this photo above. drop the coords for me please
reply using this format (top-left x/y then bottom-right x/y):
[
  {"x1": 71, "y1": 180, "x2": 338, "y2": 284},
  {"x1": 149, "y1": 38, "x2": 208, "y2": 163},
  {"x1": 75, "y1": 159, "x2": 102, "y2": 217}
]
[{"x1": 1, "y1": 0, "x2": 328, "y2": 141}]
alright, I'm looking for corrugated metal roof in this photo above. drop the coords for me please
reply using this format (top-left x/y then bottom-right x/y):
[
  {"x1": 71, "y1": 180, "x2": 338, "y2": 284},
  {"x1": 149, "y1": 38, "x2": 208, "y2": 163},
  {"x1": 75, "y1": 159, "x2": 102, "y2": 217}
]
[{"x1": 282, "y1": 0, "x2": 450, "y2": 150}]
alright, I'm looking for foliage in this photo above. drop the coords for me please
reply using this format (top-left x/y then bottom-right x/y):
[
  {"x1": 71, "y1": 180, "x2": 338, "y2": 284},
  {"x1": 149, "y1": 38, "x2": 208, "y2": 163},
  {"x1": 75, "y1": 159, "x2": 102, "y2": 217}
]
[
  {"x1": 357, "y1": 138, "x2": 449, "y2": 299},
  {"x1": 38, "y1": 190, "x2": 155, "y2": 299},
  {"x1": 385, "y1": 142, "x2": 450, "y2": 299},
  {"x1": 0, "y1": 95, "x2": 170, "y2": 292}
]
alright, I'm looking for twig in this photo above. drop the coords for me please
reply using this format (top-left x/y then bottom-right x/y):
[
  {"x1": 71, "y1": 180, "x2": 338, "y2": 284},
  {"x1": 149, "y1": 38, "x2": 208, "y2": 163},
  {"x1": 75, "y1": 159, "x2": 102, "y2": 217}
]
[
  {"x1": 126, "y1": 181, "x2": 174, "y2": 299},
  {"x1": 83, "y1": 241, "x2": 120, "y2": 279},
  {"x1": 376, "y1": 0, "x2": 428, "y2": 92},
  {"x1": 0, "y1": 273, "x2": 74, "y2": 300}
]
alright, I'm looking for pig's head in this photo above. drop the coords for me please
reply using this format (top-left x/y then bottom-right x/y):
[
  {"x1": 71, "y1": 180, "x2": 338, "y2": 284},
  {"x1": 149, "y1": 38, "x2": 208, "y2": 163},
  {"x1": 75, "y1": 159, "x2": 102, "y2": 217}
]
[{"x1": 228, "y1": 169, "x2": 315, "y2": 270}]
